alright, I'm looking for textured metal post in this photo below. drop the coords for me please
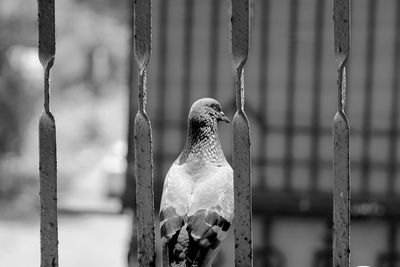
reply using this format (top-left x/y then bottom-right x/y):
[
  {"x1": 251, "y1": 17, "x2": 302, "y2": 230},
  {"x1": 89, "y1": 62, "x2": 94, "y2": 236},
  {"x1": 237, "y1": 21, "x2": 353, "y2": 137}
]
[
  {"x1": 126, "y1": 0, "x2": 138, "y2": 264},
  {"x1": 38, "y1": 0, "x2": 58, "y2": 266},
  {"x1": 133, "y1": 0, "x2": 156, "y2": 266},
  {"x1": 231, "y1": 0, "x2": 252, "y2": 266},
  {"x1": 333, "y1": 0, "x2": 350, "y2": 267}
]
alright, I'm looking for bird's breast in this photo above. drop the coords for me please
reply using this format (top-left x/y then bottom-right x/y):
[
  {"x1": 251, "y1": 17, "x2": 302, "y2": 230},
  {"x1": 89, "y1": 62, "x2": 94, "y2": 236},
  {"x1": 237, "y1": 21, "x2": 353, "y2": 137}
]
[{"x1": 184, "y1": 162, "x2": 222, "y2": 182}]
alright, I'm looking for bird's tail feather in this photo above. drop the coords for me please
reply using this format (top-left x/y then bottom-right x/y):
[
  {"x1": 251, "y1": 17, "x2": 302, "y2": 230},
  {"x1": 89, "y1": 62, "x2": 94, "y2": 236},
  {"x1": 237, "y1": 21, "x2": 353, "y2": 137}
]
[
  {"x1": 169, "y1": 224, "x2": 190, "y2": 267},
  {"x1": 167, "y1": 209, "x2": 229, "y2": 267}
]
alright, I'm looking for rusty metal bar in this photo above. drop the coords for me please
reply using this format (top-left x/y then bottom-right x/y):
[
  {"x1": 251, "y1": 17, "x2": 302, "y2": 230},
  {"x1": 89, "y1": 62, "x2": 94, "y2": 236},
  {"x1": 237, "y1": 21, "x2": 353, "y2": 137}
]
[
  {"x1": 126, "y1": 0, "x2": 138, "y2": 264},
  {"x1": 231, "y1": 0, "x2": 252, "y2": 266},
  {"x1": 257, "y1": 0, "x2": 270, "y2": 189},
  {"x1": 387, "y1": 0, "x2": 400, "y2": 196},
  {"x1": 310, "y1": 0, "x2": 326, "y2": 192},
  {"x1": 283, "y1": 0, "x2": 299, "y2": 192},
  {"x1": 133, "y1": 0, "x2": 155, "y2": 266},
  {"x1": 125, "y1": 0, "x2": 137, "y2": 210},
  {"x1": 37, "y1": 0, "x2": 58, "y2": 266},
  {"x1": 122, "y1": 0, "x2": 137, "y2": 210},
  {"x1": 360, "y1": 0, "x2": 377, "y2": 195},
  {"x1": 208, "y1": 0, "x2": 221, "y2": 98},
  {"x1": 333, "y1": 0, "x2": 351, "y2": 266}
]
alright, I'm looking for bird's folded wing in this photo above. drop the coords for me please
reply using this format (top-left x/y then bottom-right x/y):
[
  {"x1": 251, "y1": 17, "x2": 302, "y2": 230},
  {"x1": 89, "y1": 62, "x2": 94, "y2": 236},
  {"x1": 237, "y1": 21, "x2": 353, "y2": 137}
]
[
  {"x1": 185, "y1": 165, "x2": 234, "y2": 266},
  {"x1": 185, "y1": 208, "x2": 231, "y2": 267},
  {"x1": 160, "y1": 163, "x2": 192, "y2": 240},
  {"x1": 188, "y1": 165, "x2": 234, "y2": 222}
]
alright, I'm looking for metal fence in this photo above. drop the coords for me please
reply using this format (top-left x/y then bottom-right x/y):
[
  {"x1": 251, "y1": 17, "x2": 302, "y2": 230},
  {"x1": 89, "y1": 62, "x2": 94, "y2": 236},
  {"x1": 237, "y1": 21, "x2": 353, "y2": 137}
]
[{"x1": 36, "y1": 0, "x2": 400, "y2": 266}]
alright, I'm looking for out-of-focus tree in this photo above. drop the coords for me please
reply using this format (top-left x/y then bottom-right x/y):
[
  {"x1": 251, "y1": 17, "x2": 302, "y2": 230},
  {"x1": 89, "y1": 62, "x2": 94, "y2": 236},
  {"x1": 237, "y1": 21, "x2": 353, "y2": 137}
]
[
  {"x1": 0, "y1": 0, "x2": 129, "y2": 159},
  {"x1": 0, "y1": 6, "x2": 39, "y2": 159}
]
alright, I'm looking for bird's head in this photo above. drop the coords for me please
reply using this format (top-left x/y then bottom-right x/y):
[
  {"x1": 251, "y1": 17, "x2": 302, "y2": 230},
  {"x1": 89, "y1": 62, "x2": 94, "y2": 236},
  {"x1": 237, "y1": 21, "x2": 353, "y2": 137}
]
[{"x1": 189, "y1": 98, "x2": 230, "y2": 124}]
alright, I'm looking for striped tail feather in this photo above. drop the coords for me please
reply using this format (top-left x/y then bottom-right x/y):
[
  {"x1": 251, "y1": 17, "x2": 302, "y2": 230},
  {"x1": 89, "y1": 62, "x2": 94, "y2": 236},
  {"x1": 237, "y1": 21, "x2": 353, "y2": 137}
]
[
  {"x1": 161, "y1": 207, "x2": 231, "y2": 267},
  {"x1": 160, "y1": 206, "x2": 188, "y2": 266},
  {"x1": 185, "y1": 209, "x2": 231, "y2": 267}
]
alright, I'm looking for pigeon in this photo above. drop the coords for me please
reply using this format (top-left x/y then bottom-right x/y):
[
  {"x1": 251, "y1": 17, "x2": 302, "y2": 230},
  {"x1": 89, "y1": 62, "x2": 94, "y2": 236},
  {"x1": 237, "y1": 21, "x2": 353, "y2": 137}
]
[{"x1": 159, "y1": 98, "x2": 234, "y2": 267}]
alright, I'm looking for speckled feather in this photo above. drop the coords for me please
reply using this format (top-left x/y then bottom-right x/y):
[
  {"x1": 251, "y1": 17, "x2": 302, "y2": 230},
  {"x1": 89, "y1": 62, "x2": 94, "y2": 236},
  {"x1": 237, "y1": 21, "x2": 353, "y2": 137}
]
[{"x1": 160, "y1": 98, "x2": 234, "y2": 267}]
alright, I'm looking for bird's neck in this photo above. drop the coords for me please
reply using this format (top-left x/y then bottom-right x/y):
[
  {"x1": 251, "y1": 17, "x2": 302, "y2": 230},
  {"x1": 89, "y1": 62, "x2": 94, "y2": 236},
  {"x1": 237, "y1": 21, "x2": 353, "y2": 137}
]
[{"x1": 179, "y1": 120, "x2": 225, "y2": 165}]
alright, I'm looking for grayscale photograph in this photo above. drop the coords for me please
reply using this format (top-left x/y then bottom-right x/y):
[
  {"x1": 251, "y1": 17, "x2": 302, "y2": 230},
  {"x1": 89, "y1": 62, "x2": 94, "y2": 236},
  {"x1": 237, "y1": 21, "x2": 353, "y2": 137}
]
[{"x1": 0, "y1": 0, "x2": 398, "y2": 266}]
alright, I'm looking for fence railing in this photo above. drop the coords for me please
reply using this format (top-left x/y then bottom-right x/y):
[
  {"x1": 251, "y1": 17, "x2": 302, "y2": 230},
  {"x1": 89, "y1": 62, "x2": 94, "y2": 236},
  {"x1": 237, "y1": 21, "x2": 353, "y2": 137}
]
[
  {"x1": 37, "y1": 0, "x2": 58, "y2": 266},
  {"x1": 36, "y1": 0, "x2": 400, "y2": 266},
  {"x1": 231, "y1": 1, "x2": 253, "y2": 266},
  {"x1": 132, "y1": 0, "x2": 156, "y2": 266},
  {"x1": 333, "y1": 0, "x2": 350, "y2": 266}
]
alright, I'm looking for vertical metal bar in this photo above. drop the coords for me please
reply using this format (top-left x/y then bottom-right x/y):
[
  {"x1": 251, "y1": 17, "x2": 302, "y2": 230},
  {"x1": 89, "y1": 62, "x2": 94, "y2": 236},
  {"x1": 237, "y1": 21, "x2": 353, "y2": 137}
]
[
  {"x1": 387, "y1": 0, "x2": 400, "y2": 196},
  {"x1": 208, "y1": 0, "x2": 221, "y2": 98},
  {"x1": 133, "y1": 0, "x2": 155, "y2": 266},
  {"x1": 258, "y1": 0, "x2": 270, "y2": 189},
  {"x1": 333, "y1": 0, "x2": 350, "y2": 266},
  {"x1": 231, "y1": 0, "x2": 252, "y2": 266},
  {"x1": 360, "y1": 0, "x2": 377, "y2": 195},
  {"x1": 283, "y1": 0, "x2": 299, "y2": 192},
  {"x1": 126, "y1": 0, "x2": 138, "y2": 264},
  {"x1": 180, "y1": 0, "x2": 194, "y2": 145},
  {"x1": 125, "y1": 0, "x2": 136, "y2": 210},
  {"x1": 37, "y1": 0, "x2": 58, "y2": 266},
  {"x1": 310, "y1": 0, "x2": 325, "y2": 192}
]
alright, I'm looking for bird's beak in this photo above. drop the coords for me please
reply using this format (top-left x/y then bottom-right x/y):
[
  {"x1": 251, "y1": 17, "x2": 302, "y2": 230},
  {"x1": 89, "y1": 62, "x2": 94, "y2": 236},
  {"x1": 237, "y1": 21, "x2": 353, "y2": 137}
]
[{"x1": 218, "y1": 112, "x2": 230, "y2": 123}]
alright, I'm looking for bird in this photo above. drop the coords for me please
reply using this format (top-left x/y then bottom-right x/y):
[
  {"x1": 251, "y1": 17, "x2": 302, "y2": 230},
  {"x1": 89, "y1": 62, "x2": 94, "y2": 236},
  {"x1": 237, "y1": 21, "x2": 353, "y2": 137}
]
[{"x1": 159, "y1": 98, "x2": 234, "y2": 267}]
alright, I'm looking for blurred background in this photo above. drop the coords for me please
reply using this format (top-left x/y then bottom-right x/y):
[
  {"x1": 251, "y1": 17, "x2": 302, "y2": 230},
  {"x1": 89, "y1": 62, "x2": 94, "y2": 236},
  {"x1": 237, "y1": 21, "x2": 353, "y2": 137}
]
[{"x1": 0, "y1": 0, "x2": 399, "y2": 266}]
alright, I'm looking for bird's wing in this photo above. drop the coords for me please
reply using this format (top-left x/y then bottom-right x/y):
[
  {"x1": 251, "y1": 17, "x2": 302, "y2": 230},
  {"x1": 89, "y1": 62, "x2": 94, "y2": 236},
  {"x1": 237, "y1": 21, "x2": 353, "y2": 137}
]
[
  {"x1": 186, "y1": 164, "x2": 234, "y2": 267},
  {"x1": 159, "y1": 161, "x2": 194, "y2": 266},
  {"x1": 188, "y1": 164, "x2": 234, "y2": 222},
  {"x1": 160, "y1": 162, "x2": 192, "y2": 240}
]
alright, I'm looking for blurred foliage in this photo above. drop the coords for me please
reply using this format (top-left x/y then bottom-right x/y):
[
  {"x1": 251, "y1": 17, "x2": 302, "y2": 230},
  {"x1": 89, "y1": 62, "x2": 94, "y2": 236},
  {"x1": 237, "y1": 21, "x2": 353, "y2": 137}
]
[
  {"x1": 0, "y1": 61, "x2": 34, "y2": 156},
  {"x1": 0, "y1": 0, "x2": 129, "y2": 155},
  {"x1": 0, "y1": 13, "x2": 39, "y2": 157},
  {"x1": 0, "y1": 0, "x2": 130, "y2": 202},
  {"x1": 74, "y1": 0, "x2": 129, "y2": 21}
]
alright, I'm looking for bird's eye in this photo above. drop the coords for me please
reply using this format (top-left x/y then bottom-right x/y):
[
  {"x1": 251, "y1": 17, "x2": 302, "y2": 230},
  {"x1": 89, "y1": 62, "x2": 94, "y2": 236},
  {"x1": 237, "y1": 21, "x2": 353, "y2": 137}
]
[{"x1": 210, "y1": 104, "x2": 221, "y2": 112}]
